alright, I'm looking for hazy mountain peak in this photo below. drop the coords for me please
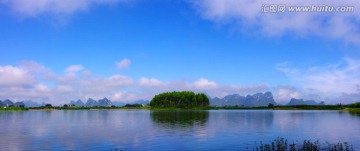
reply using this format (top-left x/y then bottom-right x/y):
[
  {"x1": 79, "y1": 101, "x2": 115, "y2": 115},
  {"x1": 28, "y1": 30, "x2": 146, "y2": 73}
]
[
  {"x1": 287, "y1": 98, "x2": 321, "y2": 106},
  {"x1": 211, "y1": 92, "x2": 276, "y2": 107}
]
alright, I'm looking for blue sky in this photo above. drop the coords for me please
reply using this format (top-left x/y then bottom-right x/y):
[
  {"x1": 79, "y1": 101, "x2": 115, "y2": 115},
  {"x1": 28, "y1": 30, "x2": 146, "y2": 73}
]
[{"x1": 1, "y1": 0, "x2": 360, "y2": 104}]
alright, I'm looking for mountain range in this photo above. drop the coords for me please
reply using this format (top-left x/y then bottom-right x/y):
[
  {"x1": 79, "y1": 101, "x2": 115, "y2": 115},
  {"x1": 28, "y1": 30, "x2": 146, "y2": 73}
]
[
  {"x1": 1, "y1": 92, "x2": 325, "y2": 107},
  {"x1": 68, "y1": 98, "x2": 150, "y2": 107},
  {"x1": 209, "y1": 92, "x2": 324, "y2": 107},
  {"x1": 287, "y1": 98, "x2": 324, "y2": 106},
  {"x1": 210, "y1": 91, "x2": 277, "y2": 107},
  {"x1": 0, "y1": 99, "x2": 25, "y2": 107}
]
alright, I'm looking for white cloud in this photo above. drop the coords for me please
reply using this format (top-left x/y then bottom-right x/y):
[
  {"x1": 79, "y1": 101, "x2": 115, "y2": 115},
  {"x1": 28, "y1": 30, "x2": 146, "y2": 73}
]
[
  {"x1": 110, "y1": 92, "x2": 137, "y2": 102},
  {"x1": 193, "y1": 78, "x2": 218, "y2": 89},
  {"x1": 0, "y1": 61, "x2": 277, "y2": 104},
  {"x1": 275, "y1": 87, "x2": 301, "y2": 102},
  {"x1": 55, "y1": 85, "x2": 73, "y2": 93},
  {"x1": 105, "y1": 74, "x2": 133, "y2": 86},
  {"x1": 0, "y1": 0, "x2": 129, "y2": 18},
  {"x1": 0, "y1": 65, "x2": 36, "y2": 87},
  {"x1": 35, "y1": 84, "x2": 51, "y2": 92},
  {"x1": 277, "y1": 57, "x2": 360, "y2": 97},
  {"x1": 64, "y1": 65, "x2": 84, "y2": 73},
  {"x1": 190, "y1": 0, "x2": 360, "y2": 44},
  {"x1": 138, "y1": 77, "x2": 164, "y2": 87},
  {"x1": 116, "y1": 58, "x2": 131, "y2": 69}
]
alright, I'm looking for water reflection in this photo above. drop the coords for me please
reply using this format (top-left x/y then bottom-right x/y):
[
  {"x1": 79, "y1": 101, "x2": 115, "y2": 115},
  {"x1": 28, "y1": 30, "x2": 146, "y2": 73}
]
[
  {"x1": 150, "y1": 110, "x2": 209, "y2": 129},
  {"x1": 209, "y1": 110, "x2": 274, "y2": 131},
  {"x1": 348, "y1": 110, "x2": 360, "y2": 118},
  {"x1": 1, "y1": 110, "x2": 359, "y2": 150}
]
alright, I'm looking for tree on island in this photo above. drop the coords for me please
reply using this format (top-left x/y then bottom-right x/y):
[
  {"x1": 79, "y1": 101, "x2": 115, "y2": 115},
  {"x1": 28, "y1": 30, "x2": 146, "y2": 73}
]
[{"x1": 150, "y1": 91, "x2": 209, "y2": 108}]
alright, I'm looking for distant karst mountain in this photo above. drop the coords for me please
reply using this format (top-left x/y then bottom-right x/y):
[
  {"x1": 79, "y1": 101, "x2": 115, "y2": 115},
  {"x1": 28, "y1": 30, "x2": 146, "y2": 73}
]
[
  {"x1": 132, "y1": 100, "x2": 150, "y2": 105},
  {"x1": 23, "y1": 100, "x2": 41, "y2": 107},
  {"x1": 85, "y1": 98, "x2": 98, "y2": 107},
  {"x1": 287, "y1": 98, "x2": 324, "y2": 106},
  {"x1": 68, "y1": 98, "x2": 148, "y2": 107},
  {"x1": 69, "y1": 99, "x2": 85, "y2": 106},
  {"x1": 210, "y1": 91, "x2": 277, "y2": 107},
  {"x1": 98, "y1": 98, "x2": 112, "y2": 107},
  {"x1": 2, "y1": 99, "x2": 14, "y2": 106},
  {"x1": 0, "y1": 99, "x2": 27, "y2": 107},
  {"x1": 111, "y1": 101, "x2": 125, "y2": 107},
  {"x1": 112, "y1": 100, "x2": 149, "y2": 107}
]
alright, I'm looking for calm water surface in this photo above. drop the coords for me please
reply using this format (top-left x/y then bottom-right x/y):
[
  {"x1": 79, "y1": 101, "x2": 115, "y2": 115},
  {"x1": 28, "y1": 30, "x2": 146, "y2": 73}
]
[{"x1": 0, "y1": 110, "x2": 359, "y2": 150}]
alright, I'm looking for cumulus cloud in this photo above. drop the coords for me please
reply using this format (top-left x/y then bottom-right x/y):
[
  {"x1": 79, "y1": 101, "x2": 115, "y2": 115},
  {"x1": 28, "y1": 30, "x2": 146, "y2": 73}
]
[
  {"x1": 0, "y1": 65, "x2": 37, "y2": 87},
  {"x1": 190, "y1": 0, "x2": 360, "y2": 44},
  {"x1": 138, "y1": 77, "x2": 164, "y2": 87},
  {"x1": 277, "y1": 57, "x2": 360, "y2": 102},
  {"x1": 275, "y1": 86, "x2": 301, "y2": 103},
  {"x1": 64, "y1": 65, "x2": 84, "y2": 73},
  {"x1": 54, "y1": 72, "x2": 133, "y2": 102},
  {"x1": 105, "y1": 74, "x2": 133, "y2": 86},
  {"x1": 0, "y1": 0, "x2": 128, "y2": 18},
  {"x1": 193, "y1": 78, "x2": 218, "y2": 89},
  {"x1": 116, "y1": 58, "x2": 131, "y2": 69}
]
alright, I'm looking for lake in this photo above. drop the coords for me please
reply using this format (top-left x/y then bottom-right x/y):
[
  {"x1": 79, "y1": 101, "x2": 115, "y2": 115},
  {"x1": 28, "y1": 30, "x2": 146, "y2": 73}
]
[{"x1": 0, "y1": 110, "x2": 359, "y2": 150}]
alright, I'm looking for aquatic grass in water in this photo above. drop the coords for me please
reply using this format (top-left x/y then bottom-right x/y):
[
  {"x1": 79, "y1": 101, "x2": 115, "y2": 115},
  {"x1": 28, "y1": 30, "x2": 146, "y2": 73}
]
[{"x1": 255, "y1": 137, "x2": 353, "y2": 151}]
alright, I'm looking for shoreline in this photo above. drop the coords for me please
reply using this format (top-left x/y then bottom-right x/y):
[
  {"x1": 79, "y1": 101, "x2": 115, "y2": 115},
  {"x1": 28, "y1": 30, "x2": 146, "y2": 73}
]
[{"x1": 1, "y1": 106, "x2": 360, "y2": 112}]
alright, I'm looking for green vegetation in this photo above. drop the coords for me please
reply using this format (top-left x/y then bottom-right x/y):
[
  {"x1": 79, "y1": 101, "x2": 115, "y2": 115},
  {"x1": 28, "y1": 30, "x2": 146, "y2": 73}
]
[
  {"x1": 347, "y1": 102, "x2": 360, "y2": 108},
  {"x1": 124, "y1": 103, "x2": 143, "y2": 108},
  {"x1": 150, "y1": 91, "x2": 209, "y2": 109},
  {"x1": 344, "y1": 108, "x2": 360, "y2": 116},
  {"x1": 0, "y1": 106, "x2": 28, "y2": 111},
  {"x1": 343, "y1": 102, "x2": 360, "y2": 114},
  {"x1": 255, "y1": 137, "x2": 353, "y2": 151}
]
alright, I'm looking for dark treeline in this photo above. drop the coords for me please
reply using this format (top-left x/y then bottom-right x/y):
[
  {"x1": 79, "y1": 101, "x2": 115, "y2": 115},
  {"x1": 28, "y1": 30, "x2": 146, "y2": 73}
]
[
  {"x1": 150, "y1": 91, "x2": 209, "y2": 108},
  {"x1": 348, "y1": 102, "x2": 360, "y2": 108}
]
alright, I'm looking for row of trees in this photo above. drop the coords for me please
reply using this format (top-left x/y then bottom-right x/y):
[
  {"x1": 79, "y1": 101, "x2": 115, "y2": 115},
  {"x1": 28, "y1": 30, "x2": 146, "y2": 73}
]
[
  {"x1": 150, "y1": 91, "x2": 209, "y2": 108},
  {"x1": 348, "y1": 102, "x2": 360, "y2": 108}
]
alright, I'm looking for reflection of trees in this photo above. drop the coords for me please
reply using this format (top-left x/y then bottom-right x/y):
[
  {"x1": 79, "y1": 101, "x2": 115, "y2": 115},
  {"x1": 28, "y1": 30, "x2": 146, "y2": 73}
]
[
  {"x1": 150, "y1": 110, "x2": 209, "y2": 129},
  {"x1": 213, "y1": 110, "x2": 274, "y2": 131},
  {"x1": 244, "y1": 111, "x2": 274, "y2": 130},
  {"x1": 348, "y1": 110, "x2": 360, "y2": 118}
]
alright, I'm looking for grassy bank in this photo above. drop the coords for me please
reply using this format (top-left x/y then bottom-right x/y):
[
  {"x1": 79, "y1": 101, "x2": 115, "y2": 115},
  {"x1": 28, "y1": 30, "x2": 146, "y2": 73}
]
[
  {"x1": 344, "y1": 108, "x2": 360, "y2": 115},
  {"x1": 345, "y1": 108, "x2": 360, "y2": 112},
  {"x1": 0, "y1": 107, "x2": 28, "y2": 111}
]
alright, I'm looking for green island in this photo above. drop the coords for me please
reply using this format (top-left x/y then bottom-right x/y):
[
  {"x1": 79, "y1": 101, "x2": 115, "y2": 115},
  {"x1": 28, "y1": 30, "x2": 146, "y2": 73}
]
[{"x1": 149, "y1": 91, "x2": 210, "y2": 109}]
